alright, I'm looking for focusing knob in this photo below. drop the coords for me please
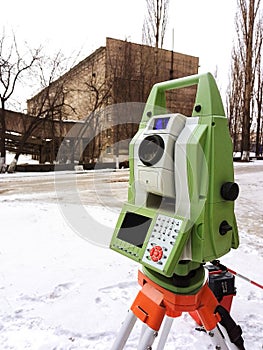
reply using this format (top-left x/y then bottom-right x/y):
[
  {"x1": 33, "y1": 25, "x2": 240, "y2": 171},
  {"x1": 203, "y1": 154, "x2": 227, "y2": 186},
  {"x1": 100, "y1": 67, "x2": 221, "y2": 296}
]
[{"x1": 221, "y1": 182, "x2": 239, "y2": 201}]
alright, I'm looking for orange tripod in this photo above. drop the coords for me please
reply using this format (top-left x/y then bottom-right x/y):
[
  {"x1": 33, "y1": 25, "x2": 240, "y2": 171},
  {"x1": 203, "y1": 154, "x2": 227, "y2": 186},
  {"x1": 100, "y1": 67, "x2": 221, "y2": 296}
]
[{"x1": 111, "y1": 269, "x2": 245, "y2": 350}]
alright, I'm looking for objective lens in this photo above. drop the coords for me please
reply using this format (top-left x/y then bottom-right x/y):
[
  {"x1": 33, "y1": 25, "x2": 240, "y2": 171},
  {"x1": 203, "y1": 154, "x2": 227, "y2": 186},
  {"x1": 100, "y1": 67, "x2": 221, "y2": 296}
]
[{"x1": 138, "y1": 135, "x2": 165, "y2": 166}]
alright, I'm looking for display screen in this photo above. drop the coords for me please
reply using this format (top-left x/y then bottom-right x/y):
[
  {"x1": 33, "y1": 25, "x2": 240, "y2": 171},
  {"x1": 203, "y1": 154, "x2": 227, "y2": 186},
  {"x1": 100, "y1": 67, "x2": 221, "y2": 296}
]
[
  {"x1": 117, "y1": 212, "x2": 152, "y2": 248},
  {"x1": 153, "y1": 117, "x2": 170, "y2": 130}
]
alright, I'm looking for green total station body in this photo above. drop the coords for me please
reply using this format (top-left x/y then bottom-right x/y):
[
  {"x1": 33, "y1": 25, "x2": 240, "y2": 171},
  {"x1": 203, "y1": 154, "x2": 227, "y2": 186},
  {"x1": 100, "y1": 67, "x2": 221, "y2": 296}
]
[{"x1": 110, "y1": 72, "x2": 239, "y2": 294}]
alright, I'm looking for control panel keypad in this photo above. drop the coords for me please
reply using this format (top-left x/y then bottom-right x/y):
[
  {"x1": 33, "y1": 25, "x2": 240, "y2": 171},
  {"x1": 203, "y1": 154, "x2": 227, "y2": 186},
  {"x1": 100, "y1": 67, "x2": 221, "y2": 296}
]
[{"x1": 142, "y1": 214, "x2": 183, "y2": 270}]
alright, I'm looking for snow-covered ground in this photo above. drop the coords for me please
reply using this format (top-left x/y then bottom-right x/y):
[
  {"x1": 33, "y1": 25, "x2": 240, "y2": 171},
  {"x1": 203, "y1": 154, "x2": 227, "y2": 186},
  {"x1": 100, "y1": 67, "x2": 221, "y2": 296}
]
[{"x1": 0, "y1": 161, "x2": 262, "y2": 349}]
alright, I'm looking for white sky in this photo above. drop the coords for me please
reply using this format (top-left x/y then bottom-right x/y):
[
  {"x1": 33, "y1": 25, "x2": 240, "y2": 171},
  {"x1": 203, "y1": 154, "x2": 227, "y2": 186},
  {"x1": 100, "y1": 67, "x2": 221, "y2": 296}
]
[{"x1": 2, "y1": 0, "x2": 237, "y2": 101}]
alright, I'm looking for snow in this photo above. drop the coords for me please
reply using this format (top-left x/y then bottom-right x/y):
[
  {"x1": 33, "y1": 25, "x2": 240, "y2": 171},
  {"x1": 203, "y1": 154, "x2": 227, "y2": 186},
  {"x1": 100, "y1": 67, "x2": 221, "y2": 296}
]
[
  {"x1": 0, "y1": 161, "x2": 263, "y2": 349},
  {"x1": 6, "y1": 152, "x2": 39, "y2": 166}
]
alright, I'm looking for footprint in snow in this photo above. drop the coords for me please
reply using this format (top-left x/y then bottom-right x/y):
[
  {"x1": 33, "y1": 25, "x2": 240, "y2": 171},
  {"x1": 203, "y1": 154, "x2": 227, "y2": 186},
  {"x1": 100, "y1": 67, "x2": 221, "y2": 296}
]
[
  {"x1": 20, "y1": 282, "x2": 77, "y2": 303},
  {"x1": 97, "y1": 281, "x2": 138, "y2": 303},
  {"x1": 49, "y1": 282, "x2": 76, "y2": 299}
]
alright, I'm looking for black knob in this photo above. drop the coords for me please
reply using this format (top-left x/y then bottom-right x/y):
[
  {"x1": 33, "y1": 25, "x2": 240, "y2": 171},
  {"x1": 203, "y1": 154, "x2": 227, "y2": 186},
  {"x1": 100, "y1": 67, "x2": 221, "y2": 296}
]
[
  {"x1": 221, "y1": 182, "x2": 239, "y2": 201},
  {"x1": 147, "y1": 111, "x2": 152, "y2": 118},
  {"x1": 219, "y1": 221, "x2": 233, "y2": 235},
  {"x1": 195, "y1": 104, "x2": 202, "y2": 113}
]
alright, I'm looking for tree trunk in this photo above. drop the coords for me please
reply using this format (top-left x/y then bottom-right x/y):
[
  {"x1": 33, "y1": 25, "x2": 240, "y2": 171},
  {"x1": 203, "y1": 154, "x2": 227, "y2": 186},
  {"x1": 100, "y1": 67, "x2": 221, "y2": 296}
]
[
  {"x1": 255, "y1": 73, "x2": 263, "y2": 157},
  {"x1": 0, "y1": 106, "x2": 7, "y2": 172},
  {"x1": 255, "y1": 21, "x2": 263, "y2": 157},
  {"x1": 241, "y1": 0, "x2": 256, "y2": 161},
  {"x1": 7, "y1": 152, "x2": 21, "y2": 173}
]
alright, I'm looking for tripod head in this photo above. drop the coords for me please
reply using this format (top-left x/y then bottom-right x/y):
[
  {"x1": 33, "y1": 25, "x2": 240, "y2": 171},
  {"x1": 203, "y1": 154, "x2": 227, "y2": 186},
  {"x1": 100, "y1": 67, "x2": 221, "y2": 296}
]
[{"x1": 110, "y1": 73, "x2": 239, "y2": 292}]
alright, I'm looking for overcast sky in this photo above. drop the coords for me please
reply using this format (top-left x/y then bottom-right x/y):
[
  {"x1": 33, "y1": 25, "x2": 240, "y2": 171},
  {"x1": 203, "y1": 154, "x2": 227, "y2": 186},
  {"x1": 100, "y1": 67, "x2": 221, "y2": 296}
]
[{"x1": 2, "y1": 0, "x2": 238, "y2": 102}]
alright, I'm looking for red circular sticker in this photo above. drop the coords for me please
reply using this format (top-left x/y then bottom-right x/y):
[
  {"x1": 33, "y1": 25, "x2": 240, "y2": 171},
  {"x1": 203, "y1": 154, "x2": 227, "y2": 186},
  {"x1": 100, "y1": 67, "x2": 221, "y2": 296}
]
[{"x1": 150, "y1": 245, "x2": 163, "y2": 262}]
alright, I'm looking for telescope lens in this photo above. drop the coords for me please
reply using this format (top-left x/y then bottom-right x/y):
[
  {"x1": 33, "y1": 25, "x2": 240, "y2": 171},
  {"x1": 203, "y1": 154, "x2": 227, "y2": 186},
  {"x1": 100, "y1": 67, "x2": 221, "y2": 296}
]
[{"x1": 138, "y1": 135, "x2": 165, "y2": 166}]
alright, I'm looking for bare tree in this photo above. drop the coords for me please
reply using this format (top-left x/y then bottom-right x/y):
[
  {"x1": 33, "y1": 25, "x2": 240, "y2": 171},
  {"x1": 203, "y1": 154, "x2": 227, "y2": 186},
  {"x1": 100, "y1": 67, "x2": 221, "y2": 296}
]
[
  {"x1": 71, "y1": 68, "x2": 113, "y2": 163},
  {"x1": 142, "y1": 0, "x2": 170, "y2": 48},
  {"x1": 227, "y1": 0, "x2": 262, "y2": 160},
  {"x1": 0, "y1": 29, "x2": 41, "y2": 171},
  {"x1": 239, "y1": 0, "x2": 261, "y2": 161},
  {"x1": 254, "y1": 19, "x2": 263, "y2": 156},
  {"x1": 7, "y1": 52, "x2": 75, "y2": 172},
  {"x1": 227, "y1": 48, "x2": 244, "y2": 153}
]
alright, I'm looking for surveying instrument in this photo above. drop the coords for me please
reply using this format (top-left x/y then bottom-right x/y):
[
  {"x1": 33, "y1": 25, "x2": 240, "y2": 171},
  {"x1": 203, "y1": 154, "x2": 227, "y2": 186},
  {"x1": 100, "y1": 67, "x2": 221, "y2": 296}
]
[{"x1": 110, "y1": 73, "x2": 245, "y2": 349}]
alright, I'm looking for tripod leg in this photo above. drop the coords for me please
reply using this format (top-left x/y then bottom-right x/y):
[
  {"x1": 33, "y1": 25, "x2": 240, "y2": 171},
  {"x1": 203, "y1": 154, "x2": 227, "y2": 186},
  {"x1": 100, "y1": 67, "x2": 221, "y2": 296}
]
[
  {"x1": 137, "y1": 325, "x2": 158, "y2": 350},
  {"x1": 139, "y1": 323, "x2": 148, "y2": 343},
  {"x1": 208, "y1": 326, "x2": 232, "y2": 350},
  {"x1": 111, "y1": 310, "x2": 137, "y2": 350},
  {"x1": 155, "y1": 316, "x2": 174, "y2": 350}
]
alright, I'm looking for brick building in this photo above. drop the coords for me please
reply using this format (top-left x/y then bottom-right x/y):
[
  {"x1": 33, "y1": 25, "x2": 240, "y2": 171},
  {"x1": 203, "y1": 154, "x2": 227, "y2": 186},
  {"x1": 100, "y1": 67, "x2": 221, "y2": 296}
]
[{"x1": 27, "y1": 38, "x2": 199, "y2": 164}]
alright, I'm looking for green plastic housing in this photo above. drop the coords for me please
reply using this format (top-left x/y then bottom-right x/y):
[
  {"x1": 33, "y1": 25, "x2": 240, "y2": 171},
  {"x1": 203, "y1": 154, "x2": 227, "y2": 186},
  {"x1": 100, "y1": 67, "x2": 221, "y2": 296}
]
[
  {"x1": 111, "y1": 203, "x2": 191, "y2": 276},
  {"x1": 110, "y1": 72, "x2": 239, "y2": 279}
]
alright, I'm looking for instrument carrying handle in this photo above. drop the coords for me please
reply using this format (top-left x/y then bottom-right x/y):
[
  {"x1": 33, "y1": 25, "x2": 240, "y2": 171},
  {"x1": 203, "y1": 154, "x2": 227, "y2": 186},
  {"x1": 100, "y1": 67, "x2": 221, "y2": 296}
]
[{"x1": 141, "y1": 72, "x2": 225, "y2": 125}]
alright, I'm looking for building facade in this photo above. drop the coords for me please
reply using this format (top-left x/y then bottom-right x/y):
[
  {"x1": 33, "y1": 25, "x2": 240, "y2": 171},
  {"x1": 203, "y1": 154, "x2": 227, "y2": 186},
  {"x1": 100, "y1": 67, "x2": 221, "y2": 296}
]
[{"x1": 27, "y1": 38, "x2": 199, "y2": 164}]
